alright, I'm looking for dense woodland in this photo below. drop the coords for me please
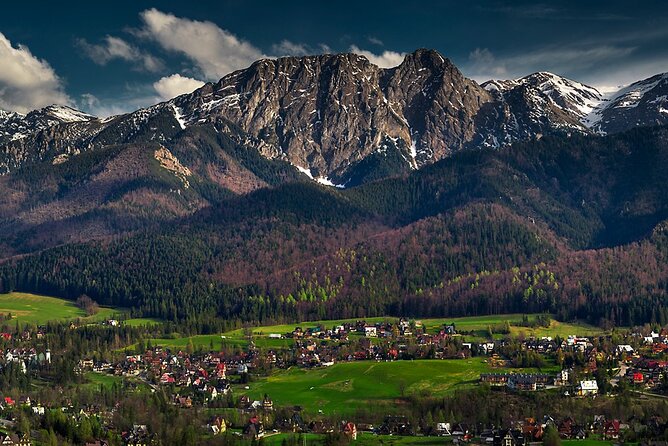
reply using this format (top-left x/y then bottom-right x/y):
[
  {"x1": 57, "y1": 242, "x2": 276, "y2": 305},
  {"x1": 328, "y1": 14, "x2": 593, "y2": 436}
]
[{"x1": 2, "y1": 126, "x2": 668, "y2": 330}]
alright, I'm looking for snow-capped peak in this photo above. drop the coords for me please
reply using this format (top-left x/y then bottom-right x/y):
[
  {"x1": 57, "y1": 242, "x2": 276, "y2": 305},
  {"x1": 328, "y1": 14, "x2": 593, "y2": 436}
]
[
  {"x1": 39, "y1": 105, "x2": 97, "y2": 123},
  {"x1": 517, "y1": 72, "x2": 603, "y2": 120},
  {"x1": 604, "y1": 73, "x2": 668, "y2": 110}
]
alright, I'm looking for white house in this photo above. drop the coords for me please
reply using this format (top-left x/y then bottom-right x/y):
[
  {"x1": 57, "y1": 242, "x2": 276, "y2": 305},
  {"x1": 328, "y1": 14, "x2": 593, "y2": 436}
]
[{"x1": 577, "y1": 380, "x2": 598, "y2": 396}]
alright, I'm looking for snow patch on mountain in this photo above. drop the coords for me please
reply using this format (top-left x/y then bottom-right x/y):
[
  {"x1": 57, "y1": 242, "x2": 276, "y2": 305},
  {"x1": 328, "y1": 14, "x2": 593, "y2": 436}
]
[{"x1": 293, "y1": 164, "x2": 345, "y2": 188}]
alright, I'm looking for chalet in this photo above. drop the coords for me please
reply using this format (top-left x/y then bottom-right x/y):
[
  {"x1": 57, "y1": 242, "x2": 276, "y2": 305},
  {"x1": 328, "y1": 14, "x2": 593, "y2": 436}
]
[
  {"x1": 0, "y1": 433, "x2": 31, "y2": 446},
  {"x1": 380, "y1": 416, "x2": 413, "y2": 436},
  {"x1": 342, "y1": 421, "x2": 357, "y2": 440},
  {"x1": 480, "y1": 373, "x2": 509, "y2": 386},
  {"x1": 558, "y1": 418, "x2": 575, "y2": 439},
  {"x1": 436, "y1": 422, "x2": 452, "y2": 436},
  {"x1": 309, "y1": 420, "x2": 335, "y2": 434},
  {"x1": 262, "y1": 394, "x2": 274, "y2": 411},
  {"x1": 364, "y1": 326, "x2": 377, "y2": 337},
  {"x1": 508, "y1": 374, "x2": 537, "y2": 392},
  {"x1": 292, "y1": 327, "x2": 304, "y2": 339},
  {"x1": 493, "y1": 429, "x2": 525, "y2": 446},
  {"x1": 451, "y1": 423, "x2": 471, "y2": 440},
  {"x1": 617, "y1": 345, "x2": 634, "y2": 355},
  {"x1": 576, "y1": 380, "x2": 598, "y2": 396},
  {"x1": 207, "y1": 417, "x2": 226, "y2": 435},
  {"x1": 523, "y1": 418, "x2": 544, "y2": 441},
  {"x1": 603, "y1": 420, "x2": 621, "y2": 439}
]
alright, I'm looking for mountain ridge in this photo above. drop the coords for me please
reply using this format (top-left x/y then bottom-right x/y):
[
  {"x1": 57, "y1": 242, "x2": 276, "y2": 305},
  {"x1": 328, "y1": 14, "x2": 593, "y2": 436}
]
[{"x1": 2, "y1": 49, "x2": 667, "y2": 185}]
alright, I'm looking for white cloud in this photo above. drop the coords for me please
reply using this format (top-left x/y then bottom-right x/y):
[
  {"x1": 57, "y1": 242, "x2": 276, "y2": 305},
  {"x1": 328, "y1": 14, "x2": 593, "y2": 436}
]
[
  {"x1": 138, "y1": 8, "x2": 265, "y2": 80},
  {"x1": 77, "y1": 36, "x2": 164, "y2": 72},
  {"x1": 271, "y1": 40, "x2": 312, "y2": 57},
  {"x1": 78, "y1": 91, "x2": 160, "y2": 118},
  {"x1": 349, "y1": 45, "x2": 405, "y2": 68},
  {"x1": 464, "y1": 45, "x2": 638, "y2": 83},
  {"x1": 153, "y1": 74, "x2": 205, "y2": 101},
  {"x1": 367, "y1": 36, "x2": 384, "y2": 46},
  {"x1": 0, "y1": 33, "x2": 71, "y2": 114},
  {"x1": 467, "y1": 48, "x2": 508, "y2": 78}
]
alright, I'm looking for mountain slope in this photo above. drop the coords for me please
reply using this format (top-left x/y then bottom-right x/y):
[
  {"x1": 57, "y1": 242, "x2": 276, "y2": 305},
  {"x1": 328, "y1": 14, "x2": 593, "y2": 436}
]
[
  {"x1": 592, "y1": 73, "x2": 668, "y2": 134},
  {"x1": 3, "y1": 126, "x2": 668, "y2": 328}
]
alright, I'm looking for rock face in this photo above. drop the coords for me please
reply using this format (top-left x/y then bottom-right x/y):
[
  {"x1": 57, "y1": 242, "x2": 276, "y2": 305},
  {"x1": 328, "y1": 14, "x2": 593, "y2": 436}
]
[{"x1": 1, "y1": 49, "x2": 667, "y2": 185}]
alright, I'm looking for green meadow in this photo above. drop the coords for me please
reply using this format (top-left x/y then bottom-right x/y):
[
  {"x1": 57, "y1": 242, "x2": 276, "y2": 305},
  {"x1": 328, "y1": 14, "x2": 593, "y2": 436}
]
[
  {"x1": 0, "y1": 292, "x2": 119, "y2": 325},
  {"x1": 240, "y1": 357, "x2": 558, "y2": 414},
  {"x1": 262, "y1": 432, "x2": 453, "y2": 445}
]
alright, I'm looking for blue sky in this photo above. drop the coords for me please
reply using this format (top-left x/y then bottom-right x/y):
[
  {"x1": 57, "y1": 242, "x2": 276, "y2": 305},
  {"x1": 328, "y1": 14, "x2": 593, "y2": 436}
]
[{"x1": 0, "y1": 0, "x2": 666, "y2": 115}]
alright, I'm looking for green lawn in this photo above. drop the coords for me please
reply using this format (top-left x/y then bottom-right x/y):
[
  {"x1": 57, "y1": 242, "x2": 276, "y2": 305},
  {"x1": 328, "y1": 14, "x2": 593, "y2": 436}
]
[
  {"x1": 562, "y1": 440, "x2": 614, "y2": 446},
  {"x1": 123, "y1": 318, "x2": 163, "y2": 327},
  {"x1": 262, "y1": 433, "x2": 449, "y2": 445},
  {"x1": 84, "y1": 372, "x2": 124, "y2": 390},
  {"x1": 0, "y1": 292, "x2": 119, "y2": 325},
  {"x1": 239, "y1": 357, "x2": 557, "y2": 414}
]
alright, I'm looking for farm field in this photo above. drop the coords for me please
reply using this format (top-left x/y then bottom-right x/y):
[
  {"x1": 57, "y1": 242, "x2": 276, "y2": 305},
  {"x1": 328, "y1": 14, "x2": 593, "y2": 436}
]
[
  {"x1": 0, "y1": 292, "x2": 119, "y2": 325},
  {"x1": 239, "y1": 357, "x2": 559, "y2": 414}
]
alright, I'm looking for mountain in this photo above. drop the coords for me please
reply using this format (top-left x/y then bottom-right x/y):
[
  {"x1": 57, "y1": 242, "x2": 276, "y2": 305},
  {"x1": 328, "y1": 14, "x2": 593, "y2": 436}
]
[
  {"x1": 1, "y1": 50, "x2": 667, "y2": 186},
  {"x1": 591, "y1": 73, "x2": 668, "y2": 134}
]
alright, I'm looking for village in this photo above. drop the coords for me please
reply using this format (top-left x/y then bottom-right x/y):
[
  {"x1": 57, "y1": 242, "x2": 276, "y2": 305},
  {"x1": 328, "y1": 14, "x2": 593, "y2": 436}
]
[{"x1": 0, "y1": 316, "x2": 665, "y2": 444}]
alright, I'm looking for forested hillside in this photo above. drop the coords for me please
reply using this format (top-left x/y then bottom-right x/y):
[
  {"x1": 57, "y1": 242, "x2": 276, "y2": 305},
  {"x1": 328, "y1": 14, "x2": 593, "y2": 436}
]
[{"x1": 2, "y1": 126, "x2": 668, "y2": 330}]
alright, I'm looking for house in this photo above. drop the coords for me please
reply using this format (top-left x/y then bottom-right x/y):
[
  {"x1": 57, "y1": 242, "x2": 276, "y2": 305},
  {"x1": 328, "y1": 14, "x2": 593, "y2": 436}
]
[
  {"x1": 603, "y1": 420, "x2": 621, "y2": 439},
  {"x1": 558, "y1": 418, "x2": 575, "y2": 439},
  {"x1": 523, "y1": 418, "x2": 544, "y2": 441},
  {"x1": 262, "y1": 394, "x2": 274, "y2": 411},
  {"x1": 364, "y1": 326, "x2": 377, "y2": 337},
  {"x1": 0, "y1": 433, "x2": 31, "y2": 446},
  {"x1": 493, "y1": 429, "x2": 525, "y2": 446},
  {"x1": 342, "y1": 422, "x2": 357, "y2": 440},
  {"x1": 207, "y1": 417, "x2": 226, "y2": 435},
  {"x1": 508, "y1": 374, "x2": 537, "y2": 392},
  {"x1": 617, "y1": 345, "x2": 634, "y2": 355},
  {"x1": 436, "y1": 422, "x2": 452, "y2": 436},
  {"x1": 577, "y1": 380, "x2": 598, "y2": 396},
  {"x1": 480, "y1": 373, "x2": 509, "y2": 386}
]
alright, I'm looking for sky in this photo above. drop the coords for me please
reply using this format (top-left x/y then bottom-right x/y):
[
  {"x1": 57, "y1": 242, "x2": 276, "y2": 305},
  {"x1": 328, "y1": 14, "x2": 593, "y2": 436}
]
[{"x1": 0, "y1": 0, "x2": 666, "y2": 116}]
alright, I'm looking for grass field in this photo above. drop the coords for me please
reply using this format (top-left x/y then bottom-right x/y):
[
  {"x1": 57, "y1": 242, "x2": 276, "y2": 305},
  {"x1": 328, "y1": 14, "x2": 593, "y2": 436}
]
[
  {"x1": 262, "y1": 432, "x2": 451, "y2": 445},
  {"x1": 123, "y1": 318, "x2": 163, "y2": 327},
  {"x1": 0, "y1": 292, "x2": 119, "y2": 325},
  {"x1": 240, "y1": 357, "x2": 558, "y2": 414},
  {"x1": 84, "y1": 372, "x2": 124, "y2": 390}
]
